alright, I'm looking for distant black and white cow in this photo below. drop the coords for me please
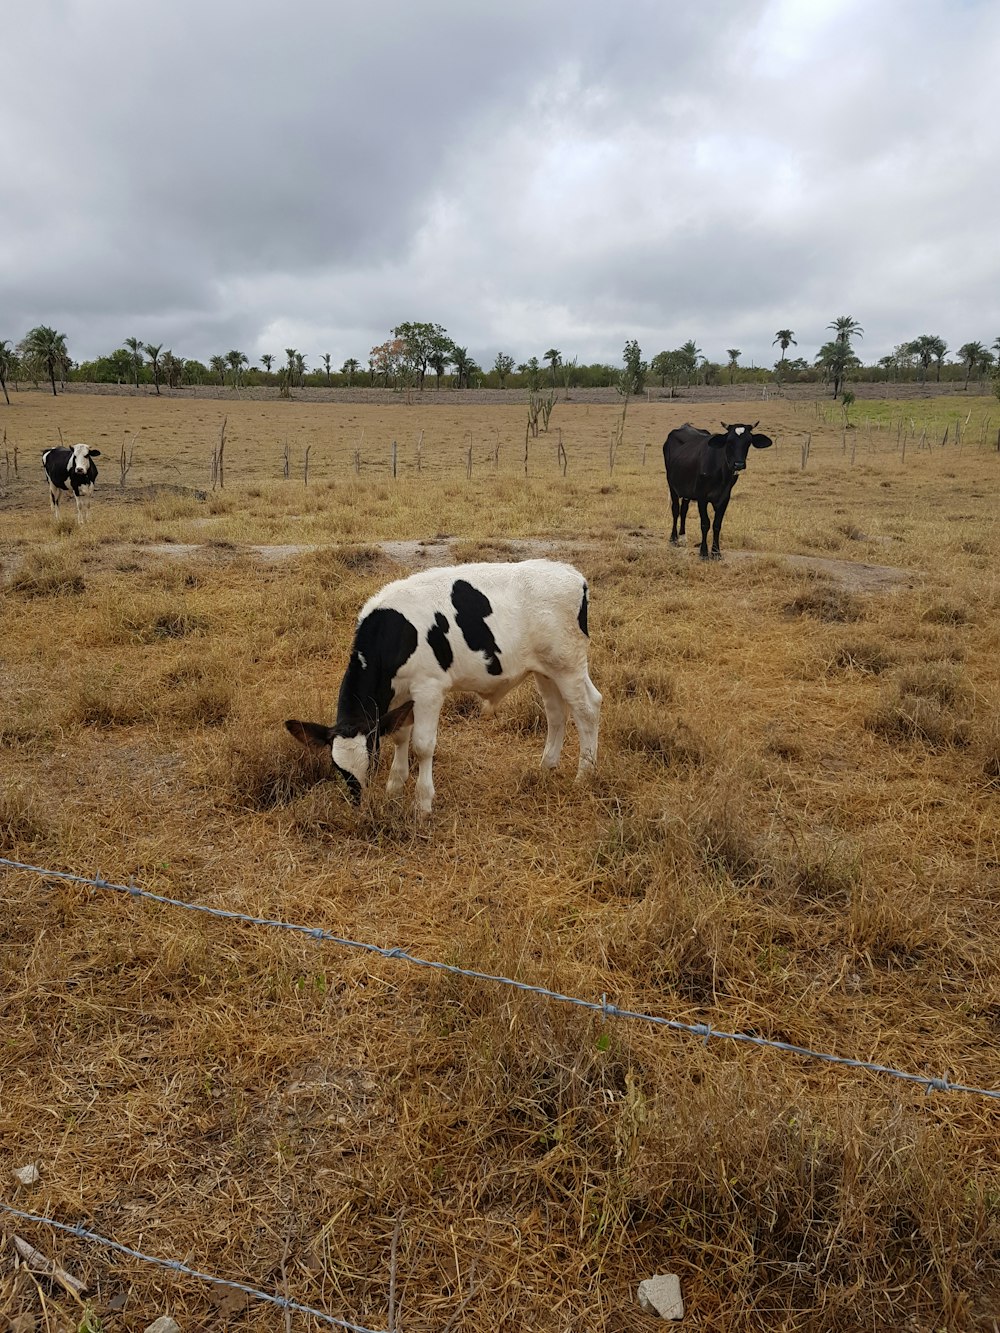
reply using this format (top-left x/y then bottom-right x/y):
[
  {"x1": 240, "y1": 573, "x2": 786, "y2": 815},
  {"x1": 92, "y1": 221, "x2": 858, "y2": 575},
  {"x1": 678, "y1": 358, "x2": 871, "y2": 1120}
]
[
  {"x1": 41, "y1": 443, "x2": 102, "y2": 524},
  {"x1": 286, "y1": 559, "x2": 601, "y2": 816},
  {"x1": 662, "y1": 422, "x2": 772, "y2": 559}
]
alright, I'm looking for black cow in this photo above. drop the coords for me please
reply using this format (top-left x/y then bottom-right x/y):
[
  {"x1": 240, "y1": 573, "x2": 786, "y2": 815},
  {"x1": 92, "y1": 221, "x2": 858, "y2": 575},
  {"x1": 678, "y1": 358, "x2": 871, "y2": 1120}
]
[
  {"x1": 285, "y1": 559, "x2": 601, "y2": 817},
  {"x1": 662, "y1": 422, "x2": 772, "y2": 559},
  {"x1": 41, "y1": 443, "x2": 102, "y2": 524}
]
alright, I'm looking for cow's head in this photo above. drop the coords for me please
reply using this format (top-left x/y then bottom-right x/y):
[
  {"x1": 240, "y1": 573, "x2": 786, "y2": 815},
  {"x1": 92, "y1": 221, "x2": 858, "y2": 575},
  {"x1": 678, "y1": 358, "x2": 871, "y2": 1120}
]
[
  {"x1": 712, "y1": 422, "x2": 773, "y2": 472},
  {"x1": 285, "y1": 702, "x2": 413, "y2": 804},
  {"x1": 70, "y1": 443, "x2": 101, "y2": 474}
]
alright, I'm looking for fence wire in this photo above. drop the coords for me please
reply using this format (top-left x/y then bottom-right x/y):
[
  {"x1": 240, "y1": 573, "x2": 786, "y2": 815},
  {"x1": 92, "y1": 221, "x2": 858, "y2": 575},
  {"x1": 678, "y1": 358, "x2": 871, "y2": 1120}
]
[
  {"x1": 0, "y1": 1202, "x2": 385, "y2": 1332},
  {"x1": 3, "y1": 856, "x2": 998, "y2": 1101}
]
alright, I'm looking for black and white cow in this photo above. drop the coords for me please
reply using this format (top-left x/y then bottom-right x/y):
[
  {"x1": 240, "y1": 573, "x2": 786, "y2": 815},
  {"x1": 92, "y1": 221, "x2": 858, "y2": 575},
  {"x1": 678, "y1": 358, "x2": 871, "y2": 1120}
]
[
  {"x1": 662, "y1": 422, "x2": 772, "y2": 559},
  {"x1": 41, "y1": 443, "x2": 102, "y2": 524},
  {"x1": 286, "y1": 559, "x2": 601, "y2": 816}
]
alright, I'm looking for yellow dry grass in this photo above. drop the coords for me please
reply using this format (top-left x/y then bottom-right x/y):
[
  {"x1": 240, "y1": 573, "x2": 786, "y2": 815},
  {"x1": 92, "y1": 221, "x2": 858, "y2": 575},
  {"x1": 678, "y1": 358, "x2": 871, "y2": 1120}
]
[{"x1": 1, "y1": 388, "x2": 999, "y2": 1331}]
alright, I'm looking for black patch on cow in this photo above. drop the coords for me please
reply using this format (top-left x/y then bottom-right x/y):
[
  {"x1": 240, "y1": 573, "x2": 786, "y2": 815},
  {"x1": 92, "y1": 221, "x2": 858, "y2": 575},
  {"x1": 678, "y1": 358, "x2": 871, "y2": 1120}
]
[
  {"x1": 451, "y1": 579, "x2": 503, "y2": 675},
  {"x1": 578, "y1": 584, "x2": 589, "y2": 637},
  {"x1": 427, "y1": 611, "x2": 453, "y2": 671},
  {"x1": 332, "y1": 762, "x2": 363, "y2": 804},
  {"x1": 336, "y1": 607, "x2": 419, "y2": 734}
]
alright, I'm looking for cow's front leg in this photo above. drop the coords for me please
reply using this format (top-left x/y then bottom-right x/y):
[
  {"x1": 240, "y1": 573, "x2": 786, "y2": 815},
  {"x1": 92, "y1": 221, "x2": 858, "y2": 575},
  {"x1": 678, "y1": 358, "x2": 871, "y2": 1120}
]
[
  {"x1": 697, "y1": 499, "x2": 712, "y2": 559},
  {"x1": 411, "y1": 690, "x2": 444, "y2": 817},
  {"x1": 711, "y1": 496, "x2": 730, "y2": 559},
  {"x1": 385, "y1": 723, "x2": 412, "y2": 795}
]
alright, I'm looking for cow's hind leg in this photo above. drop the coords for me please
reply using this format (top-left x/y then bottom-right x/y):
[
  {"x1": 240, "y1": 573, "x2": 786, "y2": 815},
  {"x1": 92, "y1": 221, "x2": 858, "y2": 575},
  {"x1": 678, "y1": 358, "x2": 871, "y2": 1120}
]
[
  {"x1": 534, "y1": 672, "x2": 569, "y2": 768},
  {"x1": 48, "y1": 484, "x2": 61, "y2": 520},
  {"x1": 551, "y1": 668, "x2": 601, "y2": 777},
  {"x1": 669, "y1": 487, "x2": 682, "y2": 544}
]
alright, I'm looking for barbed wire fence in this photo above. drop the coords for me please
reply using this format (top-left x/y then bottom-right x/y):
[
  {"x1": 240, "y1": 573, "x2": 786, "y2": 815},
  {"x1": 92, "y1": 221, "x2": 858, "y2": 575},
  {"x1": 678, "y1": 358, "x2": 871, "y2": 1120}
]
[{"x1": 2, "y1": 853, "x2": 998, "y2": 1326}]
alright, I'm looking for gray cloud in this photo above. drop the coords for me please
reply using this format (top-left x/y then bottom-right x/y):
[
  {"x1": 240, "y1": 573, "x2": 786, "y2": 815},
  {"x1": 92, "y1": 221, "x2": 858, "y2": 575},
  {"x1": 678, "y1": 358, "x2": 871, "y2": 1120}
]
[{"x1": 4, "y1": 0, "x2": 999, "y2": 371}]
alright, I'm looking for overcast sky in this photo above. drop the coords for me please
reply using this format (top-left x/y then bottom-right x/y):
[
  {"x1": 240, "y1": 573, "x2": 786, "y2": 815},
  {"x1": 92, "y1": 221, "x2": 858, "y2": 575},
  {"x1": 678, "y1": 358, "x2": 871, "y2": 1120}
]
[{"x1": 4, "y1": 0, "x2": 999, "y2": 373}]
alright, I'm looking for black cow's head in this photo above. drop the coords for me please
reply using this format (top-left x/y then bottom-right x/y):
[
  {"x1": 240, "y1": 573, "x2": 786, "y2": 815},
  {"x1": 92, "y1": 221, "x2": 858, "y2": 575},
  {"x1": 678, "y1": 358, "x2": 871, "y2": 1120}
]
[{"x1": 711, "y1": 422, "x2": 773, "y2": 473}]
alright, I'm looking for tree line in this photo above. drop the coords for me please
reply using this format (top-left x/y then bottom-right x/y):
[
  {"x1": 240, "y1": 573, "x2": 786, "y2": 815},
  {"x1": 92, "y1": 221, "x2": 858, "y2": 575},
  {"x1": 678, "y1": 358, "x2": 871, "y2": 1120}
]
[{"x1": 2, "y1": 318, "x2": 999, "y2": 405}]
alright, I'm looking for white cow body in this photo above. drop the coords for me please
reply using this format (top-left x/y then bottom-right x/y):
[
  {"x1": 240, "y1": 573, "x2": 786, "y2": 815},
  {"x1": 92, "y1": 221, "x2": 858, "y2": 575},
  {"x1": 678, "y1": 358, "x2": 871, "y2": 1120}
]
[{"x1": 286, "y1": 559, "x2": 601, "y2": 815}]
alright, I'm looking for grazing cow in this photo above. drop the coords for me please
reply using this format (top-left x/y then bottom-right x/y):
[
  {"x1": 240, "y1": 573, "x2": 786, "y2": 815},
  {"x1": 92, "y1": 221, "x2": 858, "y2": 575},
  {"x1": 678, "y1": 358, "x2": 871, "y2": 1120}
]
[
  {"x1": 286, "y1": 559, "x2": 601, "y2": 816},
  {"x1": 41, "y1": 443, "x2": 102, "y2": 524},
  {"x1": 662, "y1": 422, "x2": 772, "y2": 559}
]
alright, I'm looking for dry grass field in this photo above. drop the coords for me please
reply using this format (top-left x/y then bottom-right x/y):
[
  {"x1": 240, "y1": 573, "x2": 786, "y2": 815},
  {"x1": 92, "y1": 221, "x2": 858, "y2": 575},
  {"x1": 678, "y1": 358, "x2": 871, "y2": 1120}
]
[{"x1": 1, "y1": 388, "x2": 998, "y2": 1331}]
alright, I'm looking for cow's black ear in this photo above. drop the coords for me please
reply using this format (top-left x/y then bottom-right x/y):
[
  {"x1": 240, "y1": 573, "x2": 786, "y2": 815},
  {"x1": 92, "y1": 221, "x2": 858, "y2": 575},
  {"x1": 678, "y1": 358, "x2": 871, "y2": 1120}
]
[
  {"x1": 285, "y1": 719, "x2": 334, "y2": 749},
  {"x1": 379, "y1": 701, "x2": 414, "y2": 735},
  {"x1": 751, "y1": 433, "x2": 773, "y2": 449},
  {"x1": 89, "y1": 449, "x2": 102, "y2": 457}
]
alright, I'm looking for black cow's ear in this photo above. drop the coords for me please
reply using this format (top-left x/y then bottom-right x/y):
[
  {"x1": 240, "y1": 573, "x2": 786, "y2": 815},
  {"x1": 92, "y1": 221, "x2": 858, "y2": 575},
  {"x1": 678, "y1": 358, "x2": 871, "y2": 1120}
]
[
  {"x1": 89, "y1": 449, "x2": 102, "y2": 457},
  {"x1": 379, "y1": 701, "x2": 414, "y2": 735},
  {"x1": 752, "y1": 433, "x2": 774, "y2": 449},
  {"x1": 285, "y1": 719, "x2": 334, "y2": 749}
]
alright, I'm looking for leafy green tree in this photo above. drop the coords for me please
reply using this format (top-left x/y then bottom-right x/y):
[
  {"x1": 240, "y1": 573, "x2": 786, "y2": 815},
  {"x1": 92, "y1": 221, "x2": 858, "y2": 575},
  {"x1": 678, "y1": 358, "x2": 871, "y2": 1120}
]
[
  {"x1": 525, "y1": 356, "x2": 541, "y2": 392},
  {"x1": 815, "y1": 339, "x2": 860, "y2": 398},
  {"x1": 20, "y1": 325, "x2": 69, "y2": 396},
  {"x1": 145, "y1": 343, "x2": 164, "y2": 395},
  {"x1": 260, "y1": 354, "x2": 274, "y2": 374},
  {"x1": 393, "y1": 322, "x2": 450, "y2": 390},
  {"x1": 124, "y1": 336, "x2": 144, "y2": 388},
  {"x1": 650, "y1": 350, "x2": 681, "y2": 389},
  {"x1": 210, "y1": 355, "x2": 226, "y2": 386},
  {"x1": 772, "y1": 329, "x2": 796, "y2": 365},
  {"x1": 726, "y1": 348, "x2": 741, "y2": 384},
  {"x1": 544, "y1": 348, "x2": 561, "y2": 384},
  {"x1": 0, "y1": 339, "x2": 14, "y2": 404},
  {"x1": 622, "y1": 339, "x2": 646, "y2": 395},
  {"x1": 493, "y1": 352, "x2": 515, "y2": 388},
  {"x1": 341, "y1": 358, "x2": 360, "y2": 385},
  {"x1": 957, "y1": 341, "x2": 988, "y2": 389}
]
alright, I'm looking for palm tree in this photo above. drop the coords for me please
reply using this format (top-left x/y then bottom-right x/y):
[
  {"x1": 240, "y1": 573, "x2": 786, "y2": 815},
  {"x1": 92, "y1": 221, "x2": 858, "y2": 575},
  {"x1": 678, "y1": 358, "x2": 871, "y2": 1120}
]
[
  {"x1": 226, "y1": 350, "x2": 249, "y2": 387},
  {"x1": 260, "y1": 354, "x2": 274, "y2": 374},
  {"x1": 957, "y1": 341, "x2": 987, "y2": 390},
  {"x1": 341, "y1": 357, "x2": 360, "y2": 386},
  {"x1": 145, "y1": 343, "x2": 164, "y2": 395},
  {"x1": 772, "y1": 329, "x2": 796, "y2": 365},
  {"x1": 209, "y1": 355, "x2": 226, "y2": 386},
  {"x1": 907, "y1": 335, "x2": 941, "y2": 385},
  {"x1": 161, "y1": 350, "x2": 183, "y2": 389},
  {"x1": 543, "y1": 348, "x2": 561, "y2": 384},
  {"x1": 828, "y1": 315, "x2": 864, "y2": 346},
  {"x1": 428, "y1": 344, "x2": 451, "y2": 389},
  {"x1": 726, "y1": 349, "x2": 741, "y2": 384},
  {"x1": 20, "y1": 326, "x2": 69, "y2": 396},
  {"x1": 815, "y1": 340, "x2": 860, "y2": 399},
  {"x1": 0, "y1": 339, "x2": 14, "y2": 405},
  {"x1": 321, "y1": 353, "x2": 332, "y2": 385},
  {"x1": 451, "y1": 345, "x2": 472, "y2": 389},
  {"x1": 124, "y1": 337, "x2": 144, "y2": 389},
  {"x1": 679, "y1": 340, "x2": 702, "y2": 386},
  {"x1": 285, "y1": 348, "x2": 297, "y2": 387}
]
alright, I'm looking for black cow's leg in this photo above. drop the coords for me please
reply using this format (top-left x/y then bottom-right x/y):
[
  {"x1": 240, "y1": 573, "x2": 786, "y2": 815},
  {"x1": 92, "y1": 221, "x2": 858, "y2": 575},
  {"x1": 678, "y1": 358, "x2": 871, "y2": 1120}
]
[
  {"x1": 669, "y1": 488, "x2": 681, "y2": 544},
  {"x1": 697, "y1": 500, "x2": 711, "y2": 559},
  {"x1": 679, "y1": 498, "x2": 690, "y2": 539},
  {"x1": 711, "y1": 496, "x2": 730, "y2": 559}
]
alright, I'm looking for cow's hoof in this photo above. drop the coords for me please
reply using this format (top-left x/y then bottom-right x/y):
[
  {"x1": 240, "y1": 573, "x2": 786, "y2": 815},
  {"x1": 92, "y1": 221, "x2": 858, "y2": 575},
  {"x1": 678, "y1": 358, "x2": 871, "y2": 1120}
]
[{"x1": 710, "y1": 551, "x2": 723, "y2": 561}]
